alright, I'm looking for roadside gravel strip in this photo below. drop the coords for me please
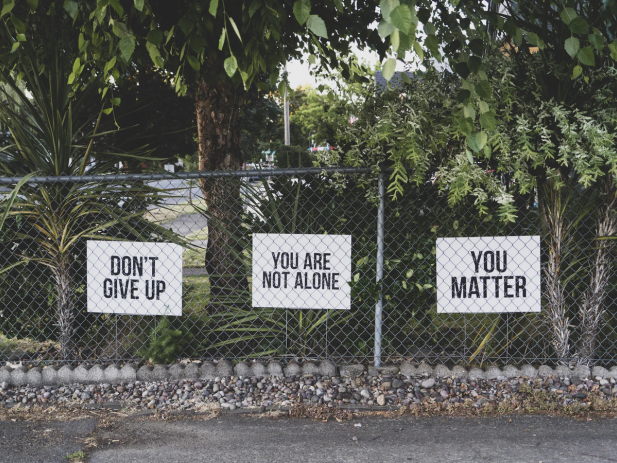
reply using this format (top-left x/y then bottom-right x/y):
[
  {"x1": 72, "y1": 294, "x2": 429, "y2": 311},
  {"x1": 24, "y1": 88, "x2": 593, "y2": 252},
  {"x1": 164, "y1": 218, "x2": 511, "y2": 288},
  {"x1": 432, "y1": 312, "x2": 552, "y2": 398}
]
[{"x1": 1, "y1": 366, "x2": 617, "y2": 415}]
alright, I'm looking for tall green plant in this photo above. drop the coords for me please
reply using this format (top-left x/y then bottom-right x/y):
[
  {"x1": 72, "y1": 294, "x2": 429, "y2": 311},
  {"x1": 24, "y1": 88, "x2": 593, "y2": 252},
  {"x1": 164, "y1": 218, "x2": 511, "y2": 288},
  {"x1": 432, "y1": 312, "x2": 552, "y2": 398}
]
[{"x1": 0, "y1": 45, "x2": 180, "y2": 361}]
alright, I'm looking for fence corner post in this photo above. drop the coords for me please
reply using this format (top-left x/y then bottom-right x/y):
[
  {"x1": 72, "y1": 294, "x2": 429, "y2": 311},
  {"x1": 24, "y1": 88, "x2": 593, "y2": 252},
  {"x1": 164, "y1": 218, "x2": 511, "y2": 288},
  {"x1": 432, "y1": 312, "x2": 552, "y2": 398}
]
[{"x1": 374, "y1": 170, "x2": 385, "y2": 368}]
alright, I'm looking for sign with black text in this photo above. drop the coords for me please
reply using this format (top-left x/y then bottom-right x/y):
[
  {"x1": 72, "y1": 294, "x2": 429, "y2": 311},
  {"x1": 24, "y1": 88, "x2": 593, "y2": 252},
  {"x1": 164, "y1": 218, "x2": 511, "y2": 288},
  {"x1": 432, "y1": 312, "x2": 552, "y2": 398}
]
[
  {"x1": 252, "y1": 233, "x2": 351, "y2": 310},
  {"x1": 87, "y1": 241, "x2": 183, "y2": 316},
  {"x1": 436, "y1": 236, "x2": 541, "y2": 313}
]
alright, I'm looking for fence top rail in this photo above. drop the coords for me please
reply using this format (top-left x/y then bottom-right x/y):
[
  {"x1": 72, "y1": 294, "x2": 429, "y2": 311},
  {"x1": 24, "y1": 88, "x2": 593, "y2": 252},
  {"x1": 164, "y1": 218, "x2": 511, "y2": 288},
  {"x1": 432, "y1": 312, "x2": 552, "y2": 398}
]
[{"x1": 0, "y1": 167, "x2": 375, "y2": 184}]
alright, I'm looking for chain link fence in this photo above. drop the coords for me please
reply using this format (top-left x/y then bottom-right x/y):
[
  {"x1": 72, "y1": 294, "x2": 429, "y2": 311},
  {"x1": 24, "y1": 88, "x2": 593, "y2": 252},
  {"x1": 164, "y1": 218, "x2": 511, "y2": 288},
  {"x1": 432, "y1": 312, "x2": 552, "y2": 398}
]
[{"x1": 1, "y1": 168, "x2": 616, "y2": 367}]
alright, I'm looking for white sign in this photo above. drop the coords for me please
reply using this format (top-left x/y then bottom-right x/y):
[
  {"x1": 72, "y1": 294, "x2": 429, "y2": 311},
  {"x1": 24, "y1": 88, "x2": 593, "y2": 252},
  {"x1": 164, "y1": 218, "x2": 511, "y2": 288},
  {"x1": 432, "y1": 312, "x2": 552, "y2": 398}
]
[
  {"x1": 87, "y1": 241, "x2": 183, "y2": 316},
  {"x1": 436, "y1": 236, "x2": 541, "y2": 313},
  {"x1": 252, "y1": 233, "x2": 352, "y2": 310}
]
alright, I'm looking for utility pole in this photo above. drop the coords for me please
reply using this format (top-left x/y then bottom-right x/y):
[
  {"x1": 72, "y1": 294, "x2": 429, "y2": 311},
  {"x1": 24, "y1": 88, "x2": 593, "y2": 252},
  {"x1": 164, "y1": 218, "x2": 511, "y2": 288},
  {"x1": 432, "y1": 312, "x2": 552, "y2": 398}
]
[{"x1": 284, "y1": 63, "x2": 290, "y2": 146}]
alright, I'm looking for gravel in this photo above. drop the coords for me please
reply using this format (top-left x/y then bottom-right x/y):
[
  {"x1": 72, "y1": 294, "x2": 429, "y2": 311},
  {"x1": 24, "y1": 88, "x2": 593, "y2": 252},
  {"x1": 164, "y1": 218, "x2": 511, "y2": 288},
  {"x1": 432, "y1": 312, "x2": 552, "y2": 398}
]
[{"x1": 0, "y1": 370, "x2": 615, "y2": 412}]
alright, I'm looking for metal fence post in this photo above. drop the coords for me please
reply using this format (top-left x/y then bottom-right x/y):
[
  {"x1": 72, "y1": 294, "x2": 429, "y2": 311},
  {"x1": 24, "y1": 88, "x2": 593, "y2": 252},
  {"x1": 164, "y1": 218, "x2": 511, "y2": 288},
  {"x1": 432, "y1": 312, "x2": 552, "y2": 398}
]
[{"x1": 375, "y1": 171, "x2": 385, "y2": 367}]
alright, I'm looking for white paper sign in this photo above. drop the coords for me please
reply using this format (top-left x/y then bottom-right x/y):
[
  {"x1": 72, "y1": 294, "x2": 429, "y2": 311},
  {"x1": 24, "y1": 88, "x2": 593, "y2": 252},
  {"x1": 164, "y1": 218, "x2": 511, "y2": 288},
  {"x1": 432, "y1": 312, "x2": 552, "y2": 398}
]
[
  {"x1": 436, "y1": 236, "x2": 541, "y2": 313},
  {"x1": 252, "y1": 233, "x2": 352, "y2": 310},
  {"x1": 87, "y1": 241, "x2": 183, "y2": 316}
]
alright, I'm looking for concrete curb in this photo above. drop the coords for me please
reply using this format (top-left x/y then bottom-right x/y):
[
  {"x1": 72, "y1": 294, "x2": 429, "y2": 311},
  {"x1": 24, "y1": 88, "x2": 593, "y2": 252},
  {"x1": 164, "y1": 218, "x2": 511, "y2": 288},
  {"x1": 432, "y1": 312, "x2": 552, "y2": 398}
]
[{"x1": 1, "y1": 361, "x2": 617, "y2": 387}]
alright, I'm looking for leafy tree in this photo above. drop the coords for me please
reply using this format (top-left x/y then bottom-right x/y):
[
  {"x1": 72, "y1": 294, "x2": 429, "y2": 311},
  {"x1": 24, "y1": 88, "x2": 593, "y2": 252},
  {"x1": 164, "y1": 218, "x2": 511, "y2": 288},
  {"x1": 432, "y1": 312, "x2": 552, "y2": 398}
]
[{"x1": 0, "y1": 43, "x2": 178, "y2": 360}]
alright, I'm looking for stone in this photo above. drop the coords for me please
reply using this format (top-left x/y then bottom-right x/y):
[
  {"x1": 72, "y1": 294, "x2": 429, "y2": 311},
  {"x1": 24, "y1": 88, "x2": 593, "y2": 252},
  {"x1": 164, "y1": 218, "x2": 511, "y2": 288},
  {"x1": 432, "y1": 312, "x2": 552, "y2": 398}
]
[
  {"x1": 553, "y1": 365, "x2": 571, "y2": 378},
  {"x1": 377, "y1": 365, "x2": 399, "y2": 376},
  {"x1": 376, "y1": 394, "x2": 386, "y2": 406},
  {"x1": 137, "y1": 366, "x2": 155, "y2": 382},
  {"x1": 340, "y1": 364, "x2": 365, "y2": 378},
  {"x1": 317, "y1": 360, "x2": 337, "y2": 377},
  {"x1": 392, "y1": 379, "x2": 403, "y2": 389},
  {"x1": 572, "y1": 365, "x2": 591, "y2": 380},
  {"x1": 215, "y1": 360, "x2": 234, "y2": 377},
  {"x1": 284, "y1": 361, "x2": 302, "y2": 377},
  {"x1": 420, "y1": 378, "x2": 435, "y2": 389},
  {"x1": 450, "y1": 366, "x2": 468, "y2": 379},
  {"x1": 433, "y1": 365, "x2": 451, "y2": 378},
  {"x1": 168, "y1": 364, "x2": 186, "y2": 380},
  {"x1": 119, "y1": 364, "x2": 138, "y2": 383},
  {"x1": 152, "y1": 365, "x2": 170, "y2": 381},
  {"x1": 234, "y1": 362, "x2": 251, "y2": 377},
  {"x1": 250, "y1": 362, "x2": 267, "y2": 377},
  {"x1": 11, "y1": 367, "x2": 28, "y2": 386},
  {"x1": 398, "y1": 363, "x2": 418, "y2": 377},
  {"x1": 538, "y1": 365, "x2": 554, "y2": 378},
  {"x1": 25, "y1": 367, "x2": 43, "y2": 387},
  {"x1": 468, "y1": 369, "x2": 485, "y2": 381},
  {"x1": 199, "y1": 362, "x2": 217, "y2": 380},
  {"x1": 416, "y1": 364, "x2": 434, "y2": 377},
  {"x1": 104, "y1": 365, "x2": 121, "y2": 383},
  {"x1": 267, "y1": 361, "x2": 284, "y2": 377},
  {"x1": 57, "y1": 365, "x2": 74, "y2": 384},
  {"x1": 485, "y1": 366, "x2": 503, "y2": 380},
  {"x1": 519, "y1": 365, "x2": 538, "y2": 378},
  {"x1": 502, "y1": 365, "x2": 521, "y2": 378}
]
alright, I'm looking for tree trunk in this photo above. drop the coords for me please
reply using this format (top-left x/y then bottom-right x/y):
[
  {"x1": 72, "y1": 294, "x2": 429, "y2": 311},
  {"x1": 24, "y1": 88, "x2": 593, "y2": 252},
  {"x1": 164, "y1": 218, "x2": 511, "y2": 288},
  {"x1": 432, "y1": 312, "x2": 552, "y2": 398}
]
[
  {"x1": 195, "y1": 75, "x2": 248, "y2": 303},
  {"x1": 576, "y1": 176, "x2": 617, "y2": 365},
  {"x1": 539, "y1": 181, "x2": 571, "y2": 364},
  {"x1": 52, "y1": 253, "x2": 75, "y2": 362}
]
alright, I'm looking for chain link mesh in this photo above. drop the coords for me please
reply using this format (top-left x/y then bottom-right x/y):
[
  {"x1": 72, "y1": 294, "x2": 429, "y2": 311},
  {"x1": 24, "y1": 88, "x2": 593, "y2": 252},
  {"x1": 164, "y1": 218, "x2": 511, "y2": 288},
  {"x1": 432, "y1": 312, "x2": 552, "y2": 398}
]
[{"x1": 1, "y1": 168, "x2": 616, "y2": 367}]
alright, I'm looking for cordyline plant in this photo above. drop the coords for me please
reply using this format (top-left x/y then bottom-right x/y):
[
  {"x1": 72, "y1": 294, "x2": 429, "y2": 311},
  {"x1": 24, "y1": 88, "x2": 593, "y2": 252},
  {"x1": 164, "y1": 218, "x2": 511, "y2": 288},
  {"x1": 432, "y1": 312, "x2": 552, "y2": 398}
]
[{"x1": 0, "y1": 45, "x2": 180, "y2": 361}]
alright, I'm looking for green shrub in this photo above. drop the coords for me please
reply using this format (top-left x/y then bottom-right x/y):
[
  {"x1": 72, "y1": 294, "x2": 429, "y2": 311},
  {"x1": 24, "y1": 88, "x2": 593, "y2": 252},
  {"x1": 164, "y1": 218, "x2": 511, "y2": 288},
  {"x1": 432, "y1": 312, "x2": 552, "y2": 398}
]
[{"x1": 139, "y1": 317, "x2": 192, "y2": 364}]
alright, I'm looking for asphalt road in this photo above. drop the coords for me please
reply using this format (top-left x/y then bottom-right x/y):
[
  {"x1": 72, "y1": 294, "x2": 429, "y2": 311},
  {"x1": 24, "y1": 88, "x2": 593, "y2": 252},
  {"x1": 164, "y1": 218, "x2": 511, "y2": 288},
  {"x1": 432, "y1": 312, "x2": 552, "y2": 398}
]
[{"x1": 3, "y1": 413, "x2": 617, "y2": 463}]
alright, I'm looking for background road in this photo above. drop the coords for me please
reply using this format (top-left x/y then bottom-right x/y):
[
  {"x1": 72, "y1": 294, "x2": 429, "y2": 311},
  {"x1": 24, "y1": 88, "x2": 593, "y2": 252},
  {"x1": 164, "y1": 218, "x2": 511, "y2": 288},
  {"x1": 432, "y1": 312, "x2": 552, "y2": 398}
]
[{"x1": 3, "y1": 413, "x2": 617, "y2": 462}]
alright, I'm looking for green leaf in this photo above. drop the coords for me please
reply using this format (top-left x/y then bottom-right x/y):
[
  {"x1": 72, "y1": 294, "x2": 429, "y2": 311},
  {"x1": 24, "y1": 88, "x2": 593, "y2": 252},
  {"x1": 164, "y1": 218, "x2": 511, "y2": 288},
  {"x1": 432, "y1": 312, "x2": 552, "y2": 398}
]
[
  {"x1": 134, "y1": 0, "x2": 144, "y2": 11},
  {"x1": 224, "y1": 55, "x2": 238, "y2": 77},
  {"x1": 458, "y1": 117, "x2": 473, "y2": 135},
  {"x1": 467, "y1": 56, "x2": 482, "y2": 74},
  {"x1": 103, "y1": 108, "x2": 113, "y2": 115},
  {"x1": 10, "y1": 41, "x2": 19, "y2": 53},
  {"x1": 378, "y1": 19, "x2": 395, "y2": 39},
  {"x1": 209, "y1": 0, "x2": 218, "y2": 17},
  {"x1": 178, "y1": 17, "x2": 195, "y2": 36},
  {"x1": 577, "y1": 46, "x2": 595, "y2": 66},
  {"x1": 565, "y1": 36, "x2": 580, "y2": 58},
  {"x1": 249, "y1": 0, "x2": 260, "y2": 17},
  {"x1": 568, "y1": 17, "x2": 588, "y2": 35},
  {"x1": 466, "y1": 150, "x2": 474, "y2": 164},
  {"x1": 308, "y1": 54, "x2": 316, "y2": 65},
  {"x1": 187, "y1": 55, "x2": 200, "y2": 71},
  {"x1": 468, "y1": 131, "x2": 488, "y2": 152},
  {"x1": 228, "y1": 17, "x2": 242, "y2": 43},
  {"x1": 68, "y1": 72, "x2": 75, "y2": 84},
  {"x1": 463, "y1": 105, "x2": 476, "y2": 121},
  {"x1": 390, "y1": 5, "x2": 412, "y2": 33},
  {"x1": 571, "y1": 65, "x2": 582, "y2": 79},
  {"x1": 119, "y1": 37, "x2": 135, "y2": 62},
  {"x1": 380, "y1": 0, "x2": 400, "y2": 21},
  {"x1": 454, "y1": 62, "x2": 470, "y2": 79},
  {"x1": 63, "y1": 0, "x2": 78, "y2": 19},
  {"x1": 475, "y1": 80, "x2": 492, "y2": 99},
  {"x1": 1, "y1": 0, "x2": 14, "y2": 18},
  {"x1": 218, "y1": 30, "x2": 225, "y2": 50},
  {"x1": 147, "y1": 30, "x2": 163, "y2": 47},
  {"x1": 413, "y1": 40, "x2": 424, "y2": 60},
  {"x1": 73, "y1": 57, "x2": 81, "y2": 73},
  {"x1": 456, "y1": 89, "x2": 471, "y2": 103},
  {"x1": 307, "y1": 15, "x2": 327, "y2": 38},
  {"x1": 588, "y1": 34, "x2": 604, "y2": 51},
  {"x1": 526, "y1": 32, "x2": 545, "y2": 50},
  {"x1": 425, "y1": 35, "x2": 440, "y2": 59},
  {"x1": 424, "y1": 22, "x2": 436, "y2": 35},
  {"x1": 469, "y1": 38, "x2": 484, "y2": 55},
  {"x1": 401, "y1": 72, "x2": 412, "y2": 84},
  {"x1": 560, "y1": 7, "x2": 577, "y2": 25},
  {"x1": 478, "y1": 100, "x2": 489, "y2": 114},
  {"x1": 16, "y1": 33, "x2": 25, "y2": 41},
  {"x1": 10, "y1": 15, "x2": 25, "y2": 33},
  {"x1": 382, "y1": 58, "x2": 396, "y2": 81},
  {"x1": 26, "y1": 0, "x2": 38, "y2": 10},
  {"x1": 390, "y1": 29, "x2": 399, "y2": 52},
  {"x1": 479, "y1": 111, "x2": 496, "y2": 131},
  {"x1": 293, "y1": 0, "x2": 311, "y2": 25},
  {"x1": 110, "y1": 97, "x2": 121, "y2": 106}
]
